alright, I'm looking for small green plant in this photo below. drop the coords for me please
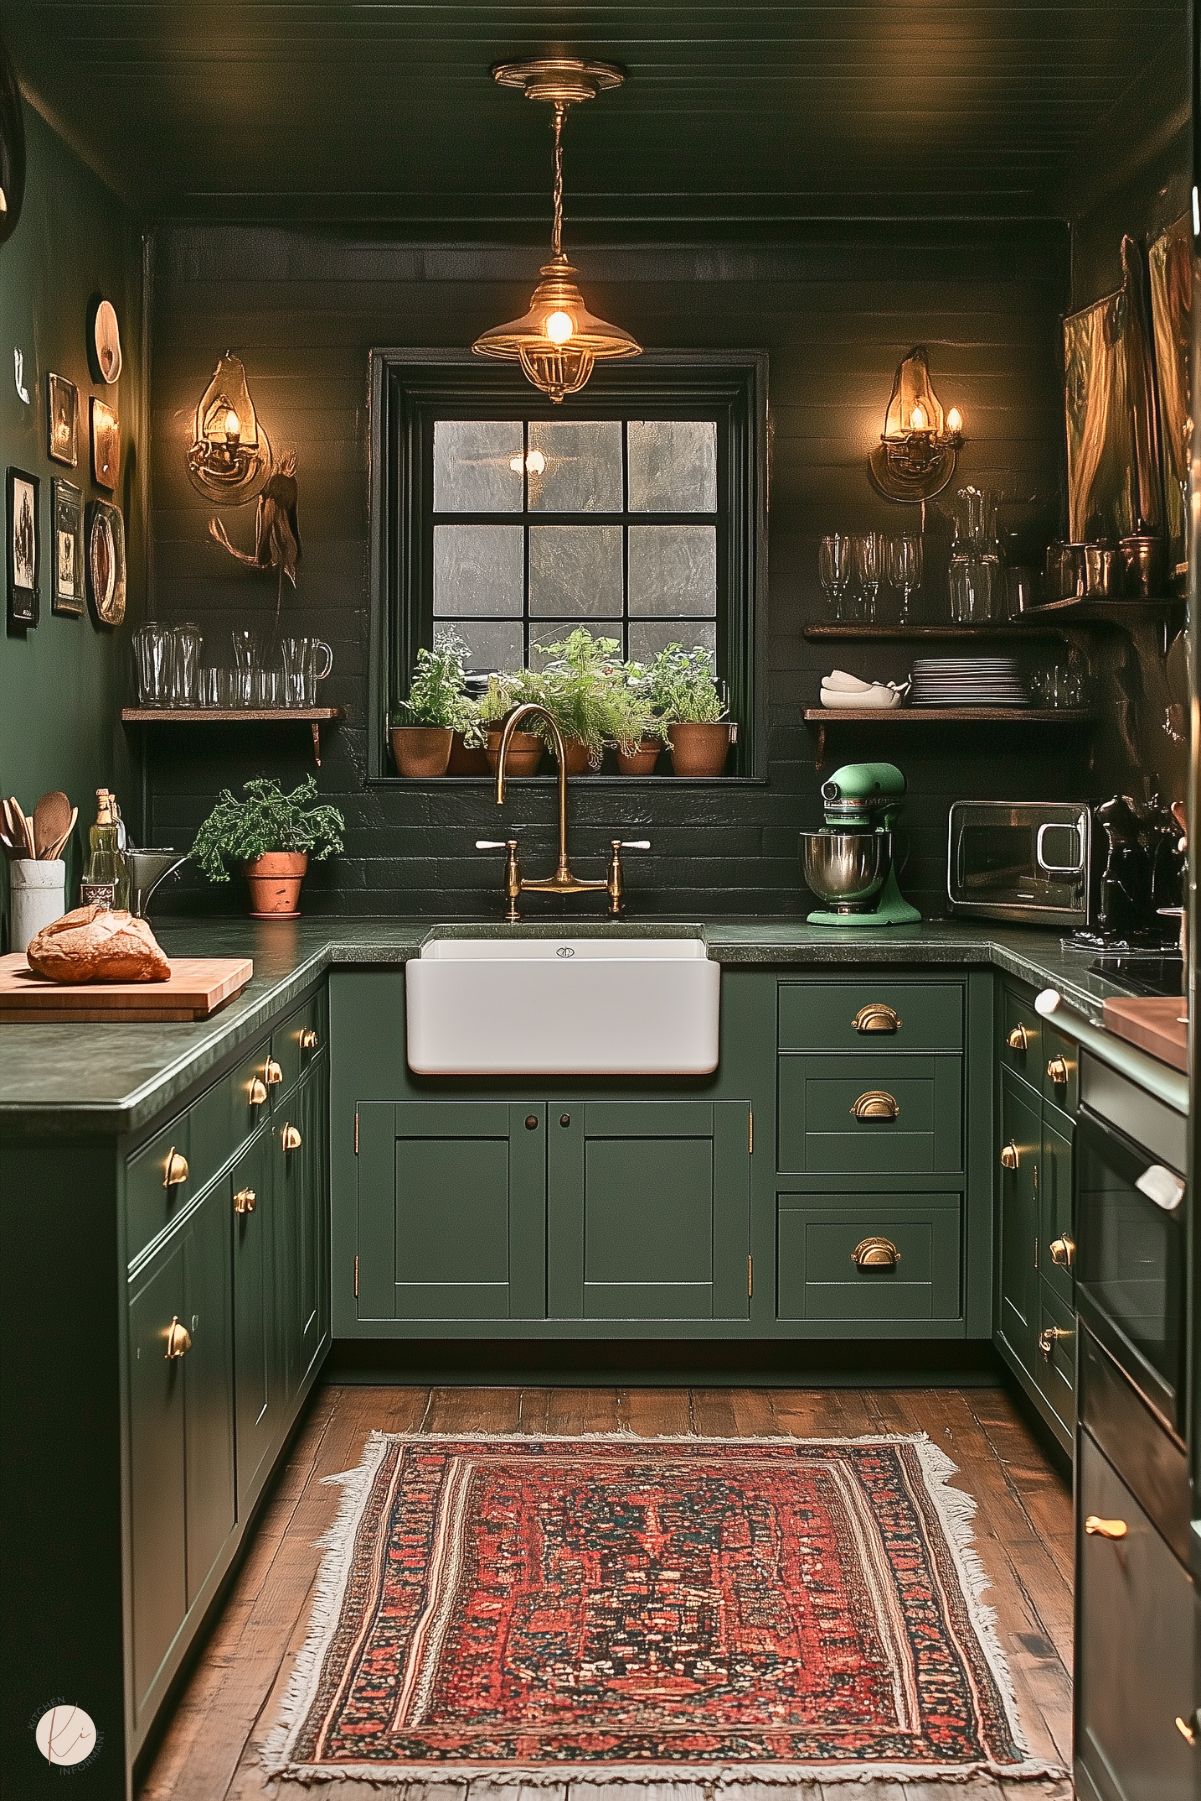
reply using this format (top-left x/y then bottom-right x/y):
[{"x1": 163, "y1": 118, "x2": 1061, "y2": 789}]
[
  {"x1": 191, "y1": 777, "x2": 345, "y2": 883},
  {"x1": 642, "y1": 643, "x2": 727, "y2": 724},
  {"x1": 477, "y1": 666, "x2": 549, "y2": 731},
  {"x1": 534, "y1": 628, "x2": 625, "y2": 766},
  {"x1": 392, "y1": 632, "x2": 477, "y2": 732},
  {"x1": 602, "y1": 675, "x2": 666, "y2": 756}
]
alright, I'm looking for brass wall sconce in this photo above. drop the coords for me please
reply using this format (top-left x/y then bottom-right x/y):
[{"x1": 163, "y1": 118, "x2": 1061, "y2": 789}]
[
  {"x1": 868, "y1": 345, "x2": 964, "y2": 502},
  {"x1": 186, "y1": 351, "x2": 272, "y2": 505},
  {"x1": 472, "y1": 57, "x2": 641, "y2": 402}
]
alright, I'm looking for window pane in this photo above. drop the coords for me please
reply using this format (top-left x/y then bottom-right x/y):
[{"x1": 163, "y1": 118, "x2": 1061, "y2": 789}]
[
  {"x1": 433, "y1": 420, "x2": 523, "y2": 512},
  {"x1": 445, "y1": 618, "x2": 523, "y2": 673},
  {"x1": 629, "y1": 618, "x2": 717, "y2": 663},
  {"x1": 528, "y1": 420, "x2": 622, "y2": 512},
  {"x1": 628, "y1": 420, "x2": 717, "y2": 513},
  {"x1": 433, "y1": 524, "x2": 523, "y2": 616},
  {"x1": 529, "y1": 525, "x2": 623, "y2": 617},
  {"x1": 530, "y1": 622, "x2": 624, "y2": 667},
  {"x1": 627, "y1": 524, "x2": 717, "y2": 617}
]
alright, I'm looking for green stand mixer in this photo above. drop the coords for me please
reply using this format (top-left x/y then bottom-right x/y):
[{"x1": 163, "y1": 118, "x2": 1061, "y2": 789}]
[{"x1": 800, "y1": 761, "x2": 921, "y2": 926}]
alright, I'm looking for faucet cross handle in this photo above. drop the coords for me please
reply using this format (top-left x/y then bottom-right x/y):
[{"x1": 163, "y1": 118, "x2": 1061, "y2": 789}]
[
  {"x1": 607, "y1": 839, "x2": 652, "y2": 917},
  {"x1": 476, "y1": 838, "x2": 522, "y2": 922}
]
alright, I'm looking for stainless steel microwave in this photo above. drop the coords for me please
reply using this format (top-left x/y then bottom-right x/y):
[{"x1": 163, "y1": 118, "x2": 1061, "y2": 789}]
[{"x1": 946, "y1": 800, "x2": 1092, "y2": 926}]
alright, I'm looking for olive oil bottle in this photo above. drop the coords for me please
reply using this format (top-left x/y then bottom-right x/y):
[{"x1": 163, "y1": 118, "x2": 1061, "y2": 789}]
[{"x1": 81, "y1": 788, "x2": 130, "y2": 909}]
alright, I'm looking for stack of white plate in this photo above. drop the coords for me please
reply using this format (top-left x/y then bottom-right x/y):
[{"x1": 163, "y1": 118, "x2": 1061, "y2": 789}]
[{"x1": 910, "y1": 656, "x2": 1027, "y2": 708}]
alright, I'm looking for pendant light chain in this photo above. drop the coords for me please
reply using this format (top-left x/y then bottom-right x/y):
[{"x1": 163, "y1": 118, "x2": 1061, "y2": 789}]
[{"x1": 550, "y1": 102, "x2": 566, "y2": 259}]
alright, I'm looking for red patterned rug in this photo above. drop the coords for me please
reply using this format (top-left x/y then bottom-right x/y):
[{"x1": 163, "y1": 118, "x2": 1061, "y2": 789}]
[{"x1": 267, "y1": 1433, "x2": 1063, "y2": 1787}]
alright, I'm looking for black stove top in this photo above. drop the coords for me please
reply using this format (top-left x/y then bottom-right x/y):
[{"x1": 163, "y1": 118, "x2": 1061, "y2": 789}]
[{"x1": 1088, "y1": 954, "x2": 1186, "y2": 999}]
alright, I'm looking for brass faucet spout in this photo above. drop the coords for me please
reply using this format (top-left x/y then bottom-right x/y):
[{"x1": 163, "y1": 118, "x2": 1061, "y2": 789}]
[{"x1": 495, "y1": 702, "x2": 571, "y2": 870}]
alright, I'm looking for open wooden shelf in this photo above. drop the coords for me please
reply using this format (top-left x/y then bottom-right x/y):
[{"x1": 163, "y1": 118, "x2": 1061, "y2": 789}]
[
  {"x1": 1017, "y1": 595, "x2": 1185, "y2": 623},
  {"x1": 804, "y1": 622, "x2": 1061, "y2": 641},
  {"x1": 803, "y1": 704, "x2": 1093, "y2": 762},
  {"x1": 120, "y1": 707, "x2": 344, "y2": 767}
]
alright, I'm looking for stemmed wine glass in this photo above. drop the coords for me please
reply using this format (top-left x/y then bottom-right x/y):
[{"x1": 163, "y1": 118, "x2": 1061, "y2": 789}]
[
  {"x1": 887, "y1": 534, "x2": 923, "y2": 623},
  {"x1": 852, "y1": 531, "x2": 882, "y2": 624},
  {"x1": 818, "y1": 533, "x2": 853, "y2": 622}
]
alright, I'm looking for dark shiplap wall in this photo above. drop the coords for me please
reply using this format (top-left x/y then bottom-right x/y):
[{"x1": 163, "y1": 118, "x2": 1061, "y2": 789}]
[{"x1": 147, "y1": 222, "x2": 1078, "y2": 917}]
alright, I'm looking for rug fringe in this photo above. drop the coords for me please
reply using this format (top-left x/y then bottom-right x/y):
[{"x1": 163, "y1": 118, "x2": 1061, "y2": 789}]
[{"x1": 265, "y1": 1757, "x2": 1068, "y2": 1789}]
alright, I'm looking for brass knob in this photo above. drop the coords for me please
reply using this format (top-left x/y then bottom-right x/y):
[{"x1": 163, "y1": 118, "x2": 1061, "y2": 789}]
[
  {"x1": 525, "y1": 1115, "x2": 539, "y2": 1130},
  {"x1": 1049, "y1": 1234, "x2": 1076, "y2": 1270},
  {"x1": 852, "y1": 1003, "x2": 901, "y2": 1035},
  {"x1": 1175, "y1": 1715, "x2": 1198, "y2": 1747},
  {"x1": 234, "y1": 1187, "x2": 257, "y2": 1215},
  {"x1": 248, "y1": 1076, "x2": 269, "y2": 1107},
  {"x1": 1047, "y1": 1054, "x2": 1069, "y2": 1087},
  {"x1": 265, "y1": 1057, "x2": 283, "y2": 1086},
  {"x1": 163, "y1": 1148, "x2": 189, "y2": 1189},
  {"x1": 1038, "y1": 1324, "x2": 1069, "y2": 1361},
  {"x1": 1006, "y1": 1023, "x2": 1029, "y2": 1052},
  {"x1": 852, "y1": 1236, "x2": 900, "y2": 1269},
  {"x1": 300, "y1": 1027, "x2": 319, "y2": 1052},
  {"x1": 850, "y1": 1090, "x2": 900, "y2": 1121},
  {"x1": 1084, "y1": 1515, "x2": 1128, "y2": 1540},
  {"x1": 164, "y1": 1315, "x2": 192, "y2": 1360},
  {"x1": 282, "y1": 1123, "x2": 302, "y2": 1152},
  {"x1": 1000, "y1": 1140, "x2": 1020, "y2": 1171}
]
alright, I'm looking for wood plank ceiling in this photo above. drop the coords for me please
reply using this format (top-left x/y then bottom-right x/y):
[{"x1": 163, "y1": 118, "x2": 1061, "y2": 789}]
[{"x1": 5, "y1": 2, "x2": 1190, "y2": 227}]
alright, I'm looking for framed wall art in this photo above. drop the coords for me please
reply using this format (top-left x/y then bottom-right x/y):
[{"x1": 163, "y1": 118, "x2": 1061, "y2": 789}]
[
  {"x1": 51, "y1": 478, "x2": 84, "y2": 616},
  {"x1": 47, "y1": 372, "x2": 79, "y2": 466},
  {"x1": 7, "y1": 466, "x2": 40, "y2": 628},
  {"x1": 90, "y1": 396, "x2": 120, "y2": 491},
  {"x1": 87, "y1": 499, "x2": 126, "y2": 627}
]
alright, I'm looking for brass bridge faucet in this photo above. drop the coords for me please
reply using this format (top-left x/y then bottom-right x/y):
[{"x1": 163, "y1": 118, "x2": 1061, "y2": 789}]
[{"x1": 477, "y1": 702, "x2": 649, "y2": 922}]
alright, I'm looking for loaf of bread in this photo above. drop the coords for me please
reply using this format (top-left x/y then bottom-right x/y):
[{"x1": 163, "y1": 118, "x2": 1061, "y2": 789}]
[{"x1": 27, "y1": 905, "x2": 171, "y2": 983}]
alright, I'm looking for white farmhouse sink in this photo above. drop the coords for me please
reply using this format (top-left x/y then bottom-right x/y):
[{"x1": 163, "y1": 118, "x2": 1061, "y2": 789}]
[{"x1": 406, "y1": 936, "x2": 720, "y2": 1076}]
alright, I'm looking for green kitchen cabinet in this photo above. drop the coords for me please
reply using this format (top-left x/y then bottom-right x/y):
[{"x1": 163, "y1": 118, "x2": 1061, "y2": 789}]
[
  {"x1": 1040, "y1": 1104, "x2": 1076, "y2": 1308},
  {"x1": 356, "y1": 1100, "x2": 548, "y2": 1321},
  {"x1": 547, "y1": 1101, "x2": 752, "y2": 1321},
  {"x1": 276, "y1": 1061, "x2": 330, "y2": 1398},
  {"x1": 997, "y1": 1070, "x2": 1041, "y2": 1365},
  {"x1": 231, "y1": 1124, "x2": 279, "y2": 1512}
]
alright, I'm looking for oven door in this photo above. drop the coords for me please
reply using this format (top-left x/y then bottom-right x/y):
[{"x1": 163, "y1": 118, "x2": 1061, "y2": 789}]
[
  {"x1": 1076, "y1": 1103, "x2": 1187, "y2": 1436},
  {"x1": 946, "y1": 800, "x2": 1090, "y2": 924}
]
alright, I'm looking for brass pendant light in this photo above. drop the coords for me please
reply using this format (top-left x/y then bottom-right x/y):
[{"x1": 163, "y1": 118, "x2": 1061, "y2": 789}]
[{"x1": 472, "y1": 58, "x2": 640, "y2": 403}]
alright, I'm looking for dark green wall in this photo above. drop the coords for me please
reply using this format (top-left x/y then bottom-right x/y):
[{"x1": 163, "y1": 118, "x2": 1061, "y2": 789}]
[{"x1": 0, "y1": 101, "x2": 145, "y2": 926}]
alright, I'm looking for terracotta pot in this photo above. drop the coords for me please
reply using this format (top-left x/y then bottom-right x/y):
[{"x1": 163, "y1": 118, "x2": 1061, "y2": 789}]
[
  {"x1": 554, "y1": 738, "x2": 594, "y2": 776},
  {"x1": 485, "y1": 728, "x2": 544, "y2": 777},
  {"x1": 447, "y1": 731, "x2": 490, "y2": 776},
  {"x1": 245, "y1": 851, "x2": 308, "y2": 919},
  {"x1": 390, "y1": 725, "x2": 453, "y2": 778},
  {"x1": 669, "y1": 721, "x2": 733, "y2": 777},
  {"x1": 616, "y1": 736, "x2": 664, "y2": 776}
]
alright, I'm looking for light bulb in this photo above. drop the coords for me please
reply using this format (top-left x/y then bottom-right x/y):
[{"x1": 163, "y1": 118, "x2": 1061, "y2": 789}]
[
  {"x1": 544, "y1": 309, "x2": 575, "y2": 345},
  {"x1": 509, "y1": 449, "x2": 547, "y2": 476},
  {"x1": 946, "y1": 405, "x2": 963, "y2": 435},
  {"x1": 909, "y1": 403, "x2": 928, "y2": 432},
  {"x1": 224, "y1": 408, "x2": 241, "y2": 443}
]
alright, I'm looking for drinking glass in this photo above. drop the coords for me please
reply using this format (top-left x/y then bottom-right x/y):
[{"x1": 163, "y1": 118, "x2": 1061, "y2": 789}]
[
  {"x1": 196, "y1": 666, "x2": 222, "y2": 708},
  {"x1": 251, "y1": 669, "x2": 284, "y2": 707},
  {"x1": 886, "y1": 534, "x2": 923, "y2": 623},
  {"x1": 231, "y1": 629, "x2": 259, "y2": 671},
  {"x1": 851, "y1": 532, "x2": 882, "y2": 624},
  {"x1": 818, "y1": 534, "x2": 853, "y2": 623},
  {"x1": 133, "y1": 624, "x2": 173, "y2": 706},
  {"x1": 171, "y1": 621, "x2": 204, "y2": 707},
  {"x1": 280, "y1": 636, "x2": 335, "y2": 707}
]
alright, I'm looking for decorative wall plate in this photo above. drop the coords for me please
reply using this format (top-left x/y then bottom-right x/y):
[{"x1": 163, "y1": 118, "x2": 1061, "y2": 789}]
[
  {"x1": 87, "y1": 500, "x2": 126, "y2": 627},
  {"x1": 88, "y1": 296, "x2": 123, "y2": 384},
  {"x1": 47, "y1": 373, "x2": 79, "y2": 466},
  {"x1": 0, "y1": 43, "x2": 26, "y2": 248},
  {"x1": 7, "y1": 466, "x2": 39, "y2": 629},
  {"x1": 90, "y1": 397, "x2": 120, "y2": 490},
  {"x1": 52, "y1": 479, "x2": 84, "y2": 616}
]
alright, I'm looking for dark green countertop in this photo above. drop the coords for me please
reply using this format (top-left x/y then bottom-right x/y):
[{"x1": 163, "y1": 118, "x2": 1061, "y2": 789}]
[{"x1": 0, "y1": 915, "x2": 1163, "y2": 1134}]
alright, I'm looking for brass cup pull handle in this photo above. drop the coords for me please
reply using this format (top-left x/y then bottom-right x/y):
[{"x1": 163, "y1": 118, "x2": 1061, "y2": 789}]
[
  {"x1": 1047, "y1": 1054, "x2": 1069, "y2": 1086},
  {"x1": 852, "y1": 1003, "x2": 901, "y2": 1035},
  {"x1": 1175, "y1": 1715, "x2": 1198, "y2": 1747},
  {"x1": 1006, "y1": 1023, "x2": 1029, "y2": 1052},
  {"x1": 248, "y1": 1076, "x2": 269, "y2": 1107},
  {"x1": 282, "y1": 1124, "x2": 303, "y2": 1152},
  {"x1": 1049, "y1": 1234, "x2": 1076, "y2": 1270},
  {"x1": 1038, "y1": 1325, "x2": 1069, "y2": 1361},
  {"x1": 1000, "y1": 1140, "x2": 1020, "y2": 1171},
  {"x1": 233, "y1": 1187, "x2": 257, "y2": 1215},
  {"x1": 163, "y1": 1148, "x2": 189, "y2": 1188},
  {"x1": 1084, "y1": 1514, "x2": 1128, "y2": 1540},
  {"x1": 850, "y1": 1090, "x2": 900, "y2": 1122},
  {"x1": 852, "y1": 1236, "x2": 901, "y2": 1270},
  {"x1": 300, "y1": 1027, "x2": 319, "y2": 1051},
  {"x1": 164, "y1": 1315, "x2": 192, "y2": 1360},
  {"x1": 264, "y1": 1057, "x2": 283, "y2": 1086}
]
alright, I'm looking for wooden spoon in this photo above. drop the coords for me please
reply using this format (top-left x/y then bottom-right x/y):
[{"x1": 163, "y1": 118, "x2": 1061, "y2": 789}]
[
  {"x1": 10, "y1": 798, "x2": 35, "y2": 858},
  {"x1": 33, "y1": 790, "x2": 72, "y2": 859},
  {"x1": 45, "y1": 807, "x2": 78, "y2": 862}
]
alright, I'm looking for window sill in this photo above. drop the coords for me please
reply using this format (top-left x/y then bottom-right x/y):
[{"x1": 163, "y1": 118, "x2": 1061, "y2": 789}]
[{"x1": 365, "y1": 773, "x2": 769, "y2": 788}]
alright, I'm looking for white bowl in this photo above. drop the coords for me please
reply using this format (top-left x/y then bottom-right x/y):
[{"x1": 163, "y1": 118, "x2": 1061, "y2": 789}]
[{"x1": 820, "y1": 684, "x2": 903, "y2": 710}]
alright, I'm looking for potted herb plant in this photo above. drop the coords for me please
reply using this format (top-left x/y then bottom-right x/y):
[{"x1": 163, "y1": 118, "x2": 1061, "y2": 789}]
[
  {"x1": 479, "y1": 668, "x2": 549, "y2": 776},
  {"x1": 613, "y1": 661, "x2": 669, "y2": 774},
  {"x1": 191, "y1": 776, "x2": 345, "y2": 917},
  {"x1": 646, "y1": 643, "x2": 734, "y2": 777},
  {"x1": 390, "y1": 634, "x2": 480, "y2": 777},
  {"x1": 534, "y1": 628, "x2": 624, "y2": 773}
]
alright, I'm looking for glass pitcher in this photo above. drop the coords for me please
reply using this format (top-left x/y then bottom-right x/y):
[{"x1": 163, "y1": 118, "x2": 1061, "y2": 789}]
[
  {"x1": 281, "y1": 637, "x2": 334, "y2": 707},
  {"x1": 133, "y1": 623, "x2": 174, "y2": 706}
]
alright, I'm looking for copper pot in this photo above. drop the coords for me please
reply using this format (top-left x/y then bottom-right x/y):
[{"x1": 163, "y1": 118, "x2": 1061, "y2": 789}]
[
  {"x1": 390, "y1": 726, "x2": 453, "y2": 778},
  {"x1": 616, "y1": 736, "x2": 664, "y2": 776},
  {"x1": 668, "y1": 721, "x2": 733, "y2": 777},
  {"x1": 447, "y1": 731, "x2": 489, "y2": 776},
  {"x1": 245, "y1": 851, "x2": 308, "y2": 919},
  {"x1": 484, "y1": 728, "x2": 544, "y2": 777}
]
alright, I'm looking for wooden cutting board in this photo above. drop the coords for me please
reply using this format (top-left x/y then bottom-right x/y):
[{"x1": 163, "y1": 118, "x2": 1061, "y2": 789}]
[
  {"x1": 0, "y1": 955, "x2": 253, "y2": 1022},
  {"x1": 1103, "y1": 995, "x2": 1188, "y2": 1074}
]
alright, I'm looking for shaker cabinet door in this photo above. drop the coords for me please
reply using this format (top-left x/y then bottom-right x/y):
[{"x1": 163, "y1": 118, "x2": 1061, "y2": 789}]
[
  {"x1": 231, "y1": 1125, "x2": 279, "y2": 1512},
  {"x1": 996, "y1": 1072, "x2": 1040, "y2": 1374},
  {"x1": 182, "y1": 1183, "x2": 236, "y2": 1608},
  {"x1": 275, "y1": 1066, "x2": 330, "y2": 1403}
]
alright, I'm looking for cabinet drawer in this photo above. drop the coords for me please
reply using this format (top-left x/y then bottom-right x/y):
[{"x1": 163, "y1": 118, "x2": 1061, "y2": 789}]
[
  {"x1": 777, "y1": 1194, "x2": 962, "y2": 1323},
  {"x1": 126, "y1": 1115, "x2": 193, "y2": 1265},
  {"x1": 1041, "y1": 1020, "x2": 1078, "y2": 1114},
  {"x1": 1000, "y1": 984, "x2": 1042, "y2": 1084},
  {"x1": 778, "y1": 1054, "x2": 961, "y2": 1174},
  {"x1": 1033, "y1": 1283, "x2": 1076, "y2": 1433},
  {"x1": 271, "y1": 988, "x2": 327, "y2": 1102},
  {"x1": 778, "y1": 980, "x2": 963, "y2": 1052},
  {"x1": 189, "y1": 1040, "x2": 273, "y2": 1190},
  {"x1": 1080, "y1": 1325, "x2": 1191, "y2": 1565}
]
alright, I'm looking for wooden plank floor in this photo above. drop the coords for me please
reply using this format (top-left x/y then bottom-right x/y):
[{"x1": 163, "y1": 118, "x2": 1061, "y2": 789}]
[{"x1": 139, "y1": 1385, "x2": 1074, "y2": 1801}]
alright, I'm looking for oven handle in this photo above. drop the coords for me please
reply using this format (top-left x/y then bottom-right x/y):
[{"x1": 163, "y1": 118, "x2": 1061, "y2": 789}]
[
  {"x1": 1034, "y1": 988, "x2": 1190, "y2": 1114},
  {"x1": 1136, "y1": 1164, "x2": 1186, "y2": 1212},
  {"x1": 1036, "y1": 818, "x2": 1086, "y2": 877}
]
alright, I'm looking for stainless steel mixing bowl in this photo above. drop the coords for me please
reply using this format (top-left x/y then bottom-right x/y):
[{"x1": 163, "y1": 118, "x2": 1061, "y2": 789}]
[{"x1": 799, "y1": 830, "x2": 892, "y2": 912}]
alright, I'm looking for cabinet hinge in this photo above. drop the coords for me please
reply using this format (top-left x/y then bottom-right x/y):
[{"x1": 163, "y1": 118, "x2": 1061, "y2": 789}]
[
  {"x1": 747, "y1": 1109, "x2": 754, "y2": 1154},
  {"x1": 354, "y1": 1110, "x2": 359, "y2": 1154},
  {"x1": 354, "y1": 1255, "x2": 360, "y2": 1298},
  {"x1": 747, "y1": 1255, "x2": 754, "y2": 1299}
]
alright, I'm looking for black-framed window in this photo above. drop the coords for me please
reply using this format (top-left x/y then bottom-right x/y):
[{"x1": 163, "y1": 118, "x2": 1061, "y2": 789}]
[{"x1": 368, "y1": 351, "x2": 767, "y2": 779}]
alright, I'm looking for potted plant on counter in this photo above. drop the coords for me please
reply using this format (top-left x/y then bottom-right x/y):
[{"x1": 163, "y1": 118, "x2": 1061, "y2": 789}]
[
  {"x1": 646, "y1": 643, "x2": 734, "y2": 777},
  {"x1": 191, "y1": 776, "x2": 345, "y2": 917},
  {"x1": 390, "y1": 634, "x2": 481, "y2": 777}
]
